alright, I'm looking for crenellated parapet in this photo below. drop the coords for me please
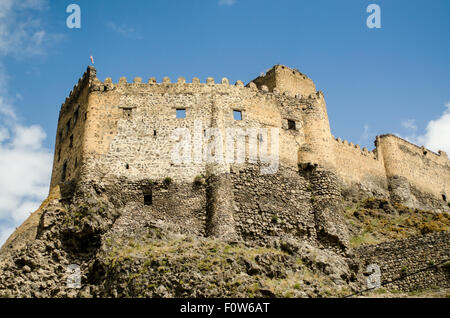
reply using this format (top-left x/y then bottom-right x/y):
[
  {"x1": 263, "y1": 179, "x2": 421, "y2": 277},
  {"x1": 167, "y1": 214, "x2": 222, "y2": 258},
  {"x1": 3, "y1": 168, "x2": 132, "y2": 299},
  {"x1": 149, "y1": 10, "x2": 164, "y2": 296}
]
[
  {"x1": 60, "y1": 66, "x2": 97, "y2": 116},
  {"x1": 333, "y1": 137, "x2": 379, "y2": 160},
  {"x1": 86, "y1": 65, "x2": 320, "y2": 104},
  {"x1": 86, "y1": 72, "x2": 325, "y2": 109},
  {"x1": 92, "y1": 75, "x2": 250, "y2": 87}
]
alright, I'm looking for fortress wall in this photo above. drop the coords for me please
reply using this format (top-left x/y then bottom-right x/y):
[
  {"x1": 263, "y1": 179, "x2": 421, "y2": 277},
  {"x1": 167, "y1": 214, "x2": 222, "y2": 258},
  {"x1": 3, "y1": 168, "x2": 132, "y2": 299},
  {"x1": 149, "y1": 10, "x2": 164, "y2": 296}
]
[
  {"x1": 83, "y1": 82, "x2": 210, "y2": 183},
  {"x1": 378, "y1": 134, "x2": 450, "y2": 207},
  {"x1": 79, "y1": 77, "x2": 318, "y2": 186},
  {"x1": 333, "y1": 137, "x2": 387, "y2": 193},
  {"x1": 50, "y1": 67, "x2": 95, "y2": 189}
]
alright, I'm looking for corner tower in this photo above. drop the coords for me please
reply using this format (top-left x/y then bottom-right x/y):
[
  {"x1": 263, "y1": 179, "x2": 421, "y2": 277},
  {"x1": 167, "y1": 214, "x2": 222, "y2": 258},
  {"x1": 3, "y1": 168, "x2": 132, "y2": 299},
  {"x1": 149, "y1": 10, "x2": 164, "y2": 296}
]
[{"x1": 251, "y1": 64, "x2": 317, "y2": 97}]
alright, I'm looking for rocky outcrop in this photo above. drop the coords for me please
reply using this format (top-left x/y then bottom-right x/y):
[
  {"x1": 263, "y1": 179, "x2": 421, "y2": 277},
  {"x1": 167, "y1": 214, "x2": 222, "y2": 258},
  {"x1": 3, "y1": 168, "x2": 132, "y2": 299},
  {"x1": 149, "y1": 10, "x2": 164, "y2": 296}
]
[
  {"x1": 0, "y1": 187, "x2": 448, "y2": 298},
  {"x1": 0, "y1": 189, "x2": 359, "y2": 298}
]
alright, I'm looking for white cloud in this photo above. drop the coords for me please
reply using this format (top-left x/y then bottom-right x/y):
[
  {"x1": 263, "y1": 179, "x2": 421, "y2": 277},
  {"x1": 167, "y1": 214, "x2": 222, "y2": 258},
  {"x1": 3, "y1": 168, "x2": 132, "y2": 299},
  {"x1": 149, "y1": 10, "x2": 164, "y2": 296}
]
[
  {"x1": 401, "y1": 119, "x2": 417, "y2": 132},
  {"x1": 0, "y1": 99, "x2": 52, "y2": 247},
  {"x1": 218, "y1": 0, "x2": 237, "y2": 6},
  {"x1": 106, "y1": 22, "x2": 143, "y2": 40},
  {"x1": 0, "y1": 1, "x2": 53, "y2": 247},
  {"x1": 399, "y1": 103, "x2": 450, "y2": 154},
  {"x1": 416, "y1": 103, "x2": 450, "y2": 153},
  {"x1": 0, "y1": 0, "x2": 52, "y2": 57},
  {"x1": 358, "y1": 124, "x2": 376, "y2": 148},
  {"x1": 0, "y1": 96, "x2": 16, "y2": 120},
  {"x1": 0, "y1": 225, "x2": 15, "y2": 247}
]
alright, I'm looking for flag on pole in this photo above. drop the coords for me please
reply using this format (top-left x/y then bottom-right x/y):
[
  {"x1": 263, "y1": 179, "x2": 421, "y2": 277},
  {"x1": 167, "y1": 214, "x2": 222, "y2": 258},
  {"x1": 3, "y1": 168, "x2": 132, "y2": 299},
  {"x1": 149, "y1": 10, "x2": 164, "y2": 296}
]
[{"x1": 90, "y1": 55, "x2": 94, "y2": 65}]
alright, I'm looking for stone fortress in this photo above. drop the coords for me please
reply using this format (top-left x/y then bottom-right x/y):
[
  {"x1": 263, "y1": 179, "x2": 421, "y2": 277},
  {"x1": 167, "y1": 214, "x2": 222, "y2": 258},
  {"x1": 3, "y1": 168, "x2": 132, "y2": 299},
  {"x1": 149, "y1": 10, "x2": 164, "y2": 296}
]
[{"x1": 51, "y1": 64, "x2": 450, "y2": 253}]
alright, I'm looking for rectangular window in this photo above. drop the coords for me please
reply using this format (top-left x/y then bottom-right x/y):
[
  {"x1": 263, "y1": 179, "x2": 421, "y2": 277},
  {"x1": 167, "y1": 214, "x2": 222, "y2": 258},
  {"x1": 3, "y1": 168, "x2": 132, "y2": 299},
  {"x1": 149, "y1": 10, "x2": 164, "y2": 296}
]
[
  {"x1": 288, "y1": 119, "x2": 296, "y2": 130},
  {"x1": 144, "y1": 192, "x2": 152, "y2": 206},
  {"x1": 176, "y1": 109, "x2": 186, "y2": 119},
  {"x1": 233, "y1": 110, "x2": 242, "y2": 121},
  {"x1": 66, "y1": 120, "x2": 71, "y2": 134}
]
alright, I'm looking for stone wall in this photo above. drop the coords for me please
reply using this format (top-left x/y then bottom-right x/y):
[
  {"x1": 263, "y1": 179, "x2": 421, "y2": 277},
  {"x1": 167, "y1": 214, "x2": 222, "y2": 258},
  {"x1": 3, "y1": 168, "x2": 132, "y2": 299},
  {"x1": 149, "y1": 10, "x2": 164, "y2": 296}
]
[
  {"x1": 355, "y1": 231, "x2": 450, "y2": 292},
  {"x1": 76, "y1": 177, "x2": 207, "y2": 237},
  {"x1": 333, "y1": 137, "x2": 388, "y2": 197},
  {"x1": 230, "y1": 164, "x2": 315, "y2": 243},
  {"x1": 378, "y1": 134, "x2": 450, "y2": 210},
  {"x1": 230, "y1": 164, "x2": 349, "y2": 252},
  {"x1": 75, "y1": 163, "x2": 350, "y2": 250}
]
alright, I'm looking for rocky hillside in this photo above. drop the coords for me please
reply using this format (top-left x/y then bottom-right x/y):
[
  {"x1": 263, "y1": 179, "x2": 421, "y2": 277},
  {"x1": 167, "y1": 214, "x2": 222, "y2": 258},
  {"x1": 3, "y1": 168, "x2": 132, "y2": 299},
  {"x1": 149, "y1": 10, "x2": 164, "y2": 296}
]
[
  {"x1": 0, "y1": 187, "x2": 448, "y2": 298},
  {"x1": 343, "y1": 197, "x2": 450, "y2": 247}
]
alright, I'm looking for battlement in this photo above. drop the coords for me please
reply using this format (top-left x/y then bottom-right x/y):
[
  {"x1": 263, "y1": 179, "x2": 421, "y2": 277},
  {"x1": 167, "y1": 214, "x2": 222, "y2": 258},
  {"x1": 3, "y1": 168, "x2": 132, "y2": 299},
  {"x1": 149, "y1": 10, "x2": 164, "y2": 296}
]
[
  {"x1": 333, "y1": 136, "x2": 379, "y2": 160},
  {"x1": 60, "y1": 66, "x2": 96, "y2": 116},
  {"x1": 83, "y1": 65, "x2": 319, "y2": 99},
  {"x1": 93, "y1": 75, "x2": 245, "y2": 87},
  {"x1": 332, "y1": 133, "x2": 449, "y2": 166},
  {"x1": 87, "y1": 71, "x2": 324, "y2": 103}
]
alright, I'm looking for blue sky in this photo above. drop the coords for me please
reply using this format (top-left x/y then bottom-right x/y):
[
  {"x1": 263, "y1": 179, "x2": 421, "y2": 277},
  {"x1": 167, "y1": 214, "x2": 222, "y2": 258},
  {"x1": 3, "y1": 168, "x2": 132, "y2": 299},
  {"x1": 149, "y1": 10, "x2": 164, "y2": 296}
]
[{"x1": 0, "y1": 0, "x2": 449, "y2": 244}]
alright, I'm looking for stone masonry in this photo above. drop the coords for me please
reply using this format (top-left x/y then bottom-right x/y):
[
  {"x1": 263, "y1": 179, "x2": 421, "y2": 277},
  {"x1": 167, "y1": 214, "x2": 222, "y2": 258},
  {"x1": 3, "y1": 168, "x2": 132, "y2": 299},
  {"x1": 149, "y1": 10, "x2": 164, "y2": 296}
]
[
  {"x1": 356, "y1": 232, "x2": 450, "y2": 292},
  {"x1": 49, "y1": 64, "x2": 450, "y2": 251}
]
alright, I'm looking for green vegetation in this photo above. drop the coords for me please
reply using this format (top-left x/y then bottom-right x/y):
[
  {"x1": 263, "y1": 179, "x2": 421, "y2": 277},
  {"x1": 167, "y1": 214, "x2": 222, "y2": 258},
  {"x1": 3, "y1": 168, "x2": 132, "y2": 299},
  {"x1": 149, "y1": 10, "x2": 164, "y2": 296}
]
[
  {"x1": 349, "y1": 232, "x2": 378, "y2": 247},
  {"x1": 400, "y1": 266, "x2": 408, "y2": 276},
  {"x1": 271, "y1": 215, "x2": 278, "y2": 224},
  {"x1": 344, "y1": 197, "x2": 450, "y2": 247},
  {"x1": 374, "y1": 287, "x2": 387, "y2": 294},
  {"x1": 163, "y1": 177, "x2": 173, "y2": 187},
  {"x1": 101, "y1": 234, "x2": 355, "y2": 298},
  {"x1": 194, "y1": 175, "x2": 206, "y2": 186}
]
